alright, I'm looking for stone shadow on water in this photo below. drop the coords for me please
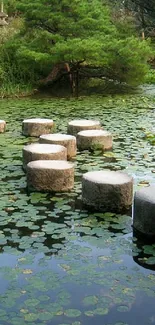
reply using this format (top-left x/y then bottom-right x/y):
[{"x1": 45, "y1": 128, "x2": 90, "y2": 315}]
[{"x1": 132, "y1": 229, "x2": 155, "y2": 271}]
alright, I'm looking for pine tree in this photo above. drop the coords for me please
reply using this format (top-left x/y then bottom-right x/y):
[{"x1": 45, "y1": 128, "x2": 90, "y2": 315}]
[{"x1": 2, "y1": 0, "x2": 152, "y2": 95}]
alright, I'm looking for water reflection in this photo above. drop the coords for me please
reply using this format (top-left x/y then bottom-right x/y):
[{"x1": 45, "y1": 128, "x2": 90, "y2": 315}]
[{"x1": 132, "y1": 229, "x2": 155, "y2": 271}]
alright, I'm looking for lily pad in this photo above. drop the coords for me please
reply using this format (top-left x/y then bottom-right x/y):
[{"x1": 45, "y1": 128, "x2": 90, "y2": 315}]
[
  {"x1": 84, "y1": 310, "x2": 94, "y2": 317},
  {"x1": 24, "y1": 313, "x2": 38, "y2": 322},
  {"x1": 93, "y1": 307, "x2": 109, "y2": 315},
  {"x1": 24, "y1": 298, "x2": 40, "y2": 307},
  {"x1": 64, "y1": 309, "x2": 81, "y2": 318},
  {"x1": 117, "y1": 305, "x2": 130, "y2": 312},
  {"x1": 38, "y1": 312, "x2": 54, "y2": 321},
  {"x1": 83, "y1": 295, "x2": 98, "y2": 306},
  {"x1": 146, "y1": 257, "x2": 155, "y2": 265}
]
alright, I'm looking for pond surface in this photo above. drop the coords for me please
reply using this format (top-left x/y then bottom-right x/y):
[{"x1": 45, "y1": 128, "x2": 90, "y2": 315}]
[{"x1": 0, "y1": 94, "x2": 155, "y2": 325}]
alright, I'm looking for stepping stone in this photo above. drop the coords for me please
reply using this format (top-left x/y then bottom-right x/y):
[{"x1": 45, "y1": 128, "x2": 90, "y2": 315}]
[
  {"x1": 77, "y1": 129, "x2": 112, "y2": 151},
  {"x1": 0, "y1": 120, "x2": 6, "y2": 133},
  {"x1": 22, "y1": 118, "x2": 54, "y2": 137},
  {"x1": 67, "y1": 119, "x2": 101, "y2": 136},
  {"x1": 82, "y1": 170, "x2": 133, "y2": 212},
  {"x1": 39, "y1": 133, "x2": 76, "y2": 159},
  {"x1": 133, "y1": 185, "x2": 155, "y2": 237},
  {"x1": 27, "y1": 160, "x2": 74, "y2": 192},
  {"x1": 22, "y1": 143, "x2": 67, "y2": 170}
]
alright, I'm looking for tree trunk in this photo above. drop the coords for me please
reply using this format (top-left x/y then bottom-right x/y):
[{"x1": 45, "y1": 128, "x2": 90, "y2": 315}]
[
  {"x1": 142, "y1": 30, "x2": 145, "y2": 39},
  {"x1": 75, "y1": 69, "x2": 79, "y2": 98},
  {"x1": 140, "y1": 5, "x2": 146, "y2": 33},
  {"x1": 71, "y1": 69, "x2": 79, "y2": 98},
  {"x1": 40, "y1": 62, "x2": 72, "y2": 89},
  {"x1": 39, "y1": 62, "x2": 81, "y2": 97}
]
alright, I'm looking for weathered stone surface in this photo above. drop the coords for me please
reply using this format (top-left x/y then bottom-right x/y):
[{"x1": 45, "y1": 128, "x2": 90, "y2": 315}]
[
  {"x1": 39, "y1": 133, "x2": 76, "y2": 159},
  {"x1": 0, "y1": 120, "x2": 6, "y2": 133},
  {"x1": 67, "y1": 119, "x2": 101, "y2": 136},
  {"x1": 77, "y1": 129, "x2": 112, "y2": 150},
  {"x1": 22, "y1": 118, "x2": 54, "y2": 137},
  {"x1": 23, "y1": 143, "x2": 67, "y2": 170},
  {"x1": 133, "y1": 185, "x2": 155, "y2": 236},
  {"x1": 27, "y1": 160, "x2": 74, "y2": 192},
  {"x1": 82, "y1": 170, "x2": 133, "y2": 212}
]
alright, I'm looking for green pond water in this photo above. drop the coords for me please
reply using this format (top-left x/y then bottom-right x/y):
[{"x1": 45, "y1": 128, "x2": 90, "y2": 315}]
[{"x1": 0, "y1": 94, "x2": 155, "y2": 325}]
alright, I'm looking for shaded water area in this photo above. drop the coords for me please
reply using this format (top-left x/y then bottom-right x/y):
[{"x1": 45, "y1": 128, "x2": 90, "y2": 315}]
[{"x1": 0, "y1": 93, "x2": 155, "y2": 325}]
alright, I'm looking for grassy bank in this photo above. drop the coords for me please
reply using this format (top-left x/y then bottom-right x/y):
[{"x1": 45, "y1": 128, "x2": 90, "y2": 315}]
[
  {"x1": 144, "y1": 69, "x2": 155, "y2": 84},
  {"x1": 0, "y1": 70, "x2": 155, "y2": 99},
  {"x1": 0, "y1": 83, "x2": 35, "y2": 99}
]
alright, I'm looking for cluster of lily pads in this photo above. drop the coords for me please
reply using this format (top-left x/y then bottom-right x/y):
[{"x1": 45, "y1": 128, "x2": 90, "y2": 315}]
[{"x1": 0, "y1": 95, "x2": 154, "y2": 325}]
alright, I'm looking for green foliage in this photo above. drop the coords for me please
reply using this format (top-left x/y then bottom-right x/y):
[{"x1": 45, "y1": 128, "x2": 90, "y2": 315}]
[
  {"x1": 15, "y1": 0, "x2": 115, "y2": 66},
  {"x1": 107, "y1": 0, "x2": 155, "y2": 30},
  {"x1": 0, "y1": 0, "x2": 153, "y2": 95},
  {"x1": 145, "y1": 69, "x2": 155, "y2": 84},
  {"x1": 0, "y1": 18, "x2": 35, "y2": 96},
  {"x1": 107, "y1": 36, "x2": 152, "y2": 85},
  {"x1": 130, "y1": 0, "x2": 155, "y2": 26},
  {"x1": 4, "y1": 0, "x2": 18, "y2": 16},
  {"x1": 144, "y1": 131, "x2": 155, "y2": 145}
]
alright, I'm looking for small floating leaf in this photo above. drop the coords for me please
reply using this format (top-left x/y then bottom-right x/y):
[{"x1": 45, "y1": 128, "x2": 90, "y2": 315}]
[
  {"x1": 38, "y1": 312, "x2": 54, "y2": 321},
  {"x1": 83, "y1": 295, "x2": 98, "y2": 306},
  {"x1": 146, "y1": 257, "x2": 155, "y2": 265},
  {"x1": 64, "y1": 309, "x2": 81, "y2": 318},
  {"x1": 24, "y1": 313, "x2": 38, "y2": 322},
  {"x1": 84, "y1": 310, "x2": 94, "y2": 317},
  {"x1": 117, "y1": 305, "x2": 130, "y2": 312},
  {"x1": 93, "y1": 307, "x2": 109, "y2": 315},
  {"x1": 24, "y1": 298, "x2": 40, "y2": 307}
]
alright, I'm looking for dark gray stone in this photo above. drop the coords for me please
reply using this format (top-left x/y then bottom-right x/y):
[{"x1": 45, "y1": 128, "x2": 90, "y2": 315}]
[
  {"x1": 67, "y1": 119, "x2": 101, "y2": 136},
  {"x1": 133, "y1": 185, "x2": 155, "y2": 236},
  {"x1": 77, "y1": 129, "x2": 112, "y2": 151},
  {"x1": 27, "y1": 160, "x2": 74, "y2": 192},
  {"x1": 22, "y1": 143, "x2": 67, "y2": 170},
  {"x1": 22, "y1": 118, "x2": 54, "y2": 137},
  {"x1": 82, "y1": 170, "x2": 133, "y2": 212},
  {"x1": 39, "y1": 133, "x2": 76, "y2": 159}
]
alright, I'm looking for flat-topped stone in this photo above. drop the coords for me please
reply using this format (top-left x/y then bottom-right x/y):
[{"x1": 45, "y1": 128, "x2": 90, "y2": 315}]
[
  {"x1": 22, "y1": 118, "x2": 54, "y2": 137},
  {"x1": 133, "y1": 185, "x2": 155, "y2": 237},
  {"x1": 27, "y1": 160, "x2": 74, "y2": 192},
  {"x1": 67, "y1": 119, "x2": 101, "y2": 136},
  {"x1": 39, "y1": 133, "x2": 76, "y2": 159},
  {"x1": 82, "y1": 170, "x2": 133, "y2": 212},
  {"x1": 24, "y1": 118, "x2": 52, "y2": 123},
  {"x1": 28, "y1": 160, "x2": 73, "y2": 169},
  {"x1": 77, "y1": 129, "x2": 112, "y2": 150},
  {"x1": 0, "y1": 120, "x2": 6, "y2": 133},
  {"x1": 22, "y1": 143, "x2": 67, "y2": 170}
]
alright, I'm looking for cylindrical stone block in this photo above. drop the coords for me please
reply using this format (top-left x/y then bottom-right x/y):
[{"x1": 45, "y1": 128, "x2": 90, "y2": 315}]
[
  {"x1": 23, "y1": 143, "x2": 67, "y2": 170},
  {"x1": 39, "y1": 133, "x2": 76, "y2": 159},
  {"x1": 27, "y1": 160, "x2": 74, "y2": 192},
  {"x1": 133, "y1": 186, "x2": 155, "y2": 237},
  {"x1": 22, "y1": 118, "x2": 54, "y2": 137},
  {"x1": 77, "y1": 129, "x2": 112, "y2": 151},
  {"x1": 0, "y1": 120, "x2": 6, "y2": 133},
  {"x1": 67, "y1": 119, "x2": 101, "y2": 136},
  {"x1": 82, "y1": 170, "x2": 133, "y2": 212}
]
